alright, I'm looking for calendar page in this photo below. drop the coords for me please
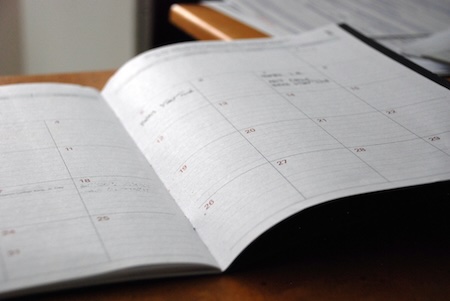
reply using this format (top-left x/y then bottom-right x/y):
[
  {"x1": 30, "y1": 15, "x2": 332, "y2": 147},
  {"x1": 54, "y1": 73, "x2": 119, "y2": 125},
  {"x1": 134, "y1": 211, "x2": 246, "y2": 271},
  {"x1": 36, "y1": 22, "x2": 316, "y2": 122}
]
[
  {"x1": 0, "y1": 84, "x2": 218, "y2": 296},
  {"x1": 103, "y1": 24, "x2": 450, "y2": 269},
  {"x1": 1, "y1": 23, "x2": 449, "y2": 297}
]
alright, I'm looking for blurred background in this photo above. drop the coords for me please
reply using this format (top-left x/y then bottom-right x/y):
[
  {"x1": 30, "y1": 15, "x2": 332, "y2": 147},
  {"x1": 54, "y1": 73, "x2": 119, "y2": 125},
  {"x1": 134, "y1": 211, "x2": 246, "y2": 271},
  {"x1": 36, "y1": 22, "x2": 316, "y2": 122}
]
[
  {"x1": 1, "y1": 0, "x2": 448, "y2": 76},
  {"x1": 0, "y1": 0, "x2": 194, "y2": 75}
]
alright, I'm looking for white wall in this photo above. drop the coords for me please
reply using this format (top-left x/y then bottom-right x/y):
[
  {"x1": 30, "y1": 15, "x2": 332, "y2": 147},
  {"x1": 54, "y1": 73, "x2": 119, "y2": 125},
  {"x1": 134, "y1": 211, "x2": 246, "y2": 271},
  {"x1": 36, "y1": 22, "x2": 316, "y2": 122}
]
[{"x1": 0, "y1": 0, "x2": 137, "y2": 75}]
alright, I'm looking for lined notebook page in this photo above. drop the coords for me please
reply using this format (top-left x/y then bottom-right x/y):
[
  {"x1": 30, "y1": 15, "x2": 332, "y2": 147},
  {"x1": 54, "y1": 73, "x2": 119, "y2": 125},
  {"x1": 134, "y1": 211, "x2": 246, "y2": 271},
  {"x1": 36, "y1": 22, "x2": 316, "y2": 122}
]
[
  {"x1": 103, "y1": 24, "x2": 450, "y2": 270},
  {"x1": 0, "y1": 84, "x2": 217, "y2": 295}
]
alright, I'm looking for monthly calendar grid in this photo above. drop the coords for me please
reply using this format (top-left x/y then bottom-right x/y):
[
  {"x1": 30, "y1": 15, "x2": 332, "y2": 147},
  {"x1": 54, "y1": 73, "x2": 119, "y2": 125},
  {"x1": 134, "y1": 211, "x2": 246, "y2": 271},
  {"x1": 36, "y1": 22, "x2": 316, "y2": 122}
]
[
  {"x1": 163, "y1": 57, "x2": 449, "y2": 254},
  {"x1": 290, "y1": 46, "x2": 450, "y2": 168},
  {"x1": 190, "y1": 81, "x2": 307, "y2": 201},
  {"x1": 180, "y1": 69, "x2": 390, "y2": 204},
  {"x1": 43, "y1": 120, "x2": 112, "y2": 261},
  {"x1": 252, "y1": 64, "x2": 390, "y2": 182},
  {"x1": 0, "y1": 89, "x2": 219, "y2": 284}
]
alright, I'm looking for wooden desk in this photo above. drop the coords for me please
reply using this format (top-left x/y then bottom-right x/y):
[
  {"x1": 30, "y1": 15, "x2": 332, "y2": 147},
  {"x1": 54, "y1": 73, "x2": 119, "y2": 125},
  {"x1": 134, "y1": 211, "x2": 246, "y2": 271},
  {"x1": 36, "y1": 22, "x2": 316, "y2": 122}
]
[
  {"x1": 170, "y1": 4, "x2": 268, "y2": 40},
  {"x1": 0, "y1": 71, "x2": 114, "y2": 91},
  {"x1": 1, "y1": 70, "x2": 450, "y2": 300}
]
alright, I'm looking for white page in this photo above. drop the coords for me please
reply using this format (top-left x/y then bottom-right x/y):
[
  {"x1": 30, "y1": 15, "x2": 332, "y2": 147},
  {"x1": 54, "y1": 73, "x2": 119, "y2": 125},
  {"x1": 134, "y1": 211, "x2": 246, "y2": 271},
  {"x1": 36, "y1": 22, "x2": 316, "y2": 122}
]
[
  {"x1": 204, "y1": 0, "x2": 450, "y2": 75},
  {"x1": 401, "y1": 27, "x2": 450, "y2": 64},
  {"x1": 103, "y1": 24, "x2": 450, "y2": 270},
  {"x1": 206, "y1": 0, "x2": 450, "y2": 37},
  {"x1": 0, "y1": 84, "x2": 218, "y2": 296}
]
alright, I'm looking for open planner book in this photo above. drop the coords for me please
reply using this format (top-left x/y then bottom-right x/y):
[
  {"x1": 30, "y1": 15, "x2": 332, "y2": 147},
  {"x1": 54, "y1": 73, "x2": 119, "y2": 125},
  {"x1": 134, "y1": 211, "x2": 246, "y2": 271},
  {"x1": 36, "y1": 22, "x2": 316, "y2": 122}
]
[{"x1": 1, "y1": 24, "x2": 449, "y2": 297}]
